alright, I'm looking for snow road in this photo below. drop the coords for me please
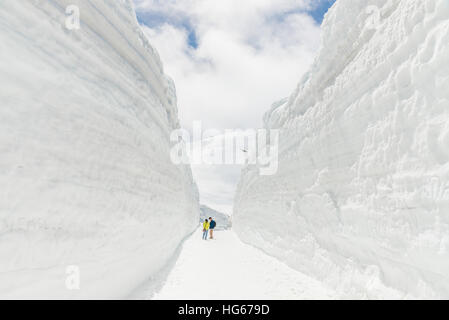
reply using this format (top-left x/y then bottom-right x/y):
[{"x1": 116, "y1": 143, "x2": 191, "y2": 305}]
[{"x1": 149, "y1": 229, "x2": 336, "y2": 300}]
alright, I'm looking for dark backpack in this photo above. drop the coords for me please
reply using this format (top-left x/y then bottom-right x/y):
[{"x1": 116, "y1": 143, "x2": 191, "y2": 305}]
[{"x1": 210, "y1": 220, "x2": 216, "y2": 229}]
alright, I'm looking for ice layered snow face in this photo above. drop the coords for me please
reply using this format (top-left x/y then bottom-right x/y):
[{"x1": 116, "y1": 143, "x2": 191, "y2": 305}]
[
  {"x1": 0, "y1": 0, "x2": 199, "y2": 298},
  {"x1": 234, "y1": 0, "x2": 449, "y2": 299}
]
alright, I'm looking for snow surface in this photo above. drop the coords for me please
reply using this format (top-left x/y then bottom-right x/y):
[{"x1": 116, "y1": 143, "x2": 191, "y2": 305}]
[
  {"x1": 234, "y1": 0, "x2": 449, "y2": 299},
  {"x1": 0, "y1": 0, "x2": 199, "y2": 299},
  {"x1": 149, "y1": 228, "x2": 335, "y2": 300}
]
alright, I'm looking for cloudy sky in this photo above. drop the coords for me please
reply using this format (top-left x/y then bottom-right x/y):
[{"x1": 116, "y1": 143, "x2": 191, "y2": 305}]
[{"x1": 133, "y1": 0, "x2": 336, "y2": 214}]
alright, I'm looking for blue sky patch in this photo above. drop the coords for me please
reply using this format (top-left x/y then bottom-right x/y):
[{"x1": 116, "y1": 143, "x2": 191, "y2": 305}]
[
  {"x1": 136, "y1": 10, "x2": 199, "y2": 48},
  {"x1": 308, "y1": 0, "x2": 336, "y2": 24},
  {"x1": 136, "y1": 1, "x2": 336, "y2": 49}
]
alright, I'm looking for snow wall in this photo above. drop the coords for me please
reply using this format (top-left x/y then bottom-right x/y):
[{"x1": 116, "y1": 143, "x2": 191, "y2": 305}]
[
  {"x1": 0, "y1": 0, "x2": 199, "y2": 298},
  {"x1": 234, "y1": 0, "x2": 449, "y2": 299}
]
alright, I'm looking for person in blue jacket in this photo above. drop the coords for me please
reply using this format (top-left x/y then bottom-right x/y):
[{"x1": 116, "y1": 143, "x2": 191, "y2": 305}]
[{"x1": 209, "y1": 217, "x2": 216, "y2": 239}]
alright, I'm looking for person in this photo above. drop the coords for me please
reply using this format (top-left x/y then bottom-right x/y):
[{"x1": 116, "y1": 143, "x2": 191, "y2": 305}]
[
  {"x1": 202, "y1": 219, "x2": 210, "y2": 240},
  {"x1": 209, "y1": 217, "x2": 216, "y2": 239}
]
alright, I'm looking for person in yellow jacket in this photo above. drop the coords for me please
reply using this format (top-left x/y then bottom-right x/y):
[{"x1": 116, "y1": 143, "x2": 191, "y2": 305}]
[{"x1": 202, "y1": 219, "x2": 210, "y2": 240}]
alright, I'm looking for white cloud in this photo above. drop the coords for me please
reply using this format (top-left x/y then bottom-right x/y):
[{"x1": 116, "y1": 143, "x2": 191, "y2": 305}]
[{"x1": 134, "y1": 0, "x2": 323, "y2": 213}]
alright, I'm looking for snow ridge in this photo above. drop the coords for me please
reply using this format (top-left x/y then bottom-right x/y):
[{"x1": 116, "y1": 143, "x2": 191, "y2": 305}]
[
  {"x1": 234, "y1": 0, "x2": 449, "y2": 299},
  {"x1": 0, "y1": 0, "x2": 199, "y2": 298}
]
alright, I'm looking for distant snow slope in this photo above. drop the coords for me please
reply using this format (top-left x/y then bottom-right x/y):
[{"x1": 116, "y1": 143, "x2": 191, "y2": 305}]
[
  {"x1": 0, "y1": 0, "x2": 199, "y2": 298},
  {"x1": 200, "y1": 205, "x2": 232, "y2": 230},
  {"x1": 234, "y1": 0, "x2": 449, "y2": 299}
]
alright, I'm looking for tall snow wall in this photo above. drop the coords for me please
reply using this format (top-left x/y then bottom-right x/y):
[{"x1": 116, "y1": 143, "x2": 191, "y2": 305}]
[
  {"x1": 234, "y1": 0, "x2": 449, "y2": 299},
  {"x1": 0, "y1": 0, "x2": 199, "y2": 298}
]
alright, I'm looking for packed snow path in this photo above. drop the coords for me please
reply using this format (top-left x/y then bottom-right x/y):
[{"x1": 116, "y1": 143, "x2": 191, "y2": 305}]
[{"x1": 149, "y1": 229, "x2": 336, "y2": 300}]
